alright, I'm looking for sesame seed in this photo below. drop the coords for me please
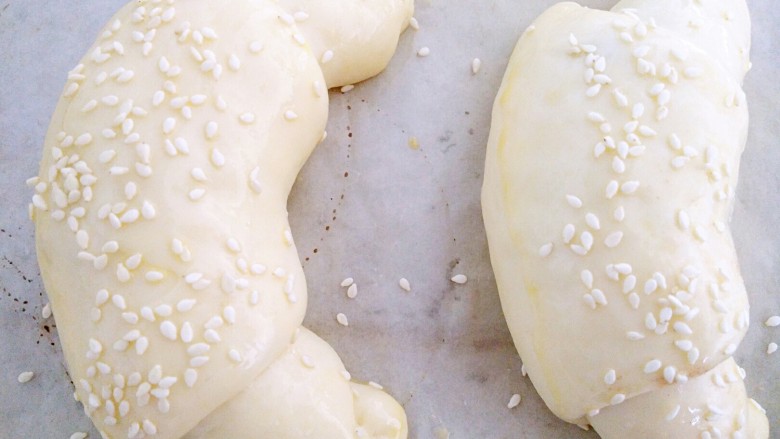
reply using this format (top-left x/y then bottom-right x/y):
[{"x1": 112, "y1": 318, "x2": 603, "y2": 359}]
[
  {"x1": 17, "y1": 371, "x2": 34, "y2": 383},
  {"x1": 417, "y1": 47, "x2": 430, "y2": 57},
  {"x1": 605, "y1": 181, "x2": 619, "y2": 199},
  {"x1": 592, "y1": 289, "x2": 607, "y2": 305},
  {"x1": 160, "y1": 321, "x2": 177, "y2": 340},
  {"x1": 645, "y1": 312, "x2": 657, "y2": 330},
  {"x1": 604, "y1": 369, "x2": 617, "y2": 385},
  {"x1": 610, "y1": 394, "x2": 625, "y2": 405},
  {"x1": 189, "y1": 188, "x2": 206, "y2": 201},
  {"x1": 626, "y1": 331, "x2": 644, "y2": 341},
  {"x1": 204, "y1": 329, "x2": 221, "y2": 343},
  {"x1": 580, "y1": 231, "x2": 593, "y2": 250},
  {"x1": 409, "y1": 16, "x2": 420, "y2": 30},
  {"x1": 135, "y1": 337, "x2": 149, "y2": 355},
  {"x1": 586, "y1": 84, "x2": 601, "y2": 97},
  {"x1": 765, "y1": 316, "x2": 780, "y2": 327},
  {"x1": 584, "y1": 213, "x2": 600, "y2": 230},
  {"x1": 341, "y1": 278, "x2": 355, "y2": 288},
  {"x1": 227, "y1": 349, "x2": 242, "y2": 363},
  {"x1": 301, "y1": 355, "x2": 315, "y2": 368},
  {"x1": 205, "y1": 121, "x2": 218, "y2": 139},
  {"x1": 121, "y1": 312, "x2": 138, "y2": 324},
  {"x1": 582, "y1": 293, "x2": 596, "y2": 309},
  {"x1": 768, "y1": 343, "x2": 778, "y2": 355},
  {"x1": 340, "y1": 84, "x2": 354, "y2": 93},
  {"x1": 111, "y1": 293, "x2": 126, "y2": 309},
  {"x1": 184, "y1": 369, "x2": 198, "y2": 387},
  {"x1": 566, "y1": 194, "x2": 582, "y2": 208},
  {"x1": 471, "y1": 58, "x2": 482, "y2": 75},
  {"x1": 284, "y1": 110, "x2": 298, "y2": 121},
  {"x1": 538, "y1": 243, "x2": 553, "y2": 257},
  {"x1": 210, "y1": 149, "x2": 225, "y2": 167},
  {"x1": 663, "y1": 366, "x2": 676, "y2": 383},
  {"x1": 507, "y1": 393, "x2": 521, "y2": 409},
  {"x1": 399, "y1": 278, "x2": 411, "y2": 292},
  {"x1": 239, "y1": 112, "x2": 256, "y2": 124},
  {"x1": 604, "y1": 231, "x2": 623, "y2": 248},
  {"x1": 181, "y1": 322, "x2": 193, "y2": 343},
  {"x1": 451, "y1": 274, "x2": 468, "y2": 284},
  {"x1": 223, "y1": 306, "x2": 236, "y2": 324},
  {"x1": 644, "y1": 359, "x2": 662, "y2": 373},
  {"x1": 562, "y1": 224, "x2": 575, "y2": 243},
  {"x1": 347, "y1": 284, "x2": 358, "y2": 299},
  {"x1": 336, "y1": 313, "x2": 349, "y2": 326}
]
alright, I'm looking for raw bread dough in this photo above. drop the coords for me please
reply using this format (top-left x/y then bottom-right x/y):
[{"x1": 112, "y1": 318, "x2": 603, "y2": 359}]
[
  {"x1": 31, "y1": 0, "x2": 412, "y2": 437},
  {"x1": 482, "y1": 1, "x2": 769, "y2": 437}
]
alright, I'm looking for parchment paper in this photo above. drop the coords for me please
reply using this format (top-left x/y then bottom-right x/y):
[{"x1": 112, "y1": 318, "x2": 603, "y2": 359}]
[{"x1": 0, "y1": 0, "x2": 777, "y2": 437}]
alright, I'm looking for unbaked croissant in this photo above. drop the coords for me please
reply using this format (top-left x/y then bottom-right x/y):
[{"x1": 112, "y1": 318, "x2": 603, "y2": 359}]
[
  {"x1": 482, "y1": 0, "x2": 769, "y2": 437},
  {"x1": 30, "y1": 0, "x2": 412, "y2": 437}
]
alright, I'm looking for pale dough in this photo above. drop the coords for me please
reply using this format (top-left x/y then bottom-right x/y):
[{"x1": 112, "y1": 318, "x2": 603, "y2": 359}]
[
  {"x1": 31, "y1": 0, "x2": 412, "y2": 437},
  {"x1": 482, "y1": 0, "x2": 768, "y2": 437}
]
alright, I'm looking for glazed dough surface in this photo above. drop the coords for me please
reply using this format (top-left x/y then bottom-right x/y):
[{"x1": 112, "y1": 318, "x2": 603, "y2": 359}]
[
  {"x1": 32, "y1": 0, "x2": 412, "y2": 438},
  {"x1": 482, "y1": 1, "x2": 768, "y2": 437}
]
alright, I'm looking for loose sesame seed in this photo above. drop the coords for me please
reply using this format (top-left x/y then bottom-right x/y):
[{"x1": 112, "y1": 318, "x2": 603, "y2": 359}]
[
  {"x1": 507, "y1": 394, "x2": 521, "y2": 409},
  {"x1": 451, "y1": 274, "x2": 468, "y2": 284},
  {"x1": 336, "y1": 313, "x2": 349, "y2": 326},
  {"x1": 768, "y1": 343, "x2": 778, "y2": 355},
  {"x1": 471, "y1": 58, "x2": 482, "y2": 75},
  {"x1": 17, "y1": 371, "x2": 34, "y2": 383},
  {"x1": 765, "y1": 316, "x2": 780, "y2": 327},
  {"x1": 347, "y1": 284, "x2": 358, "y2": 299},
  {"x1": 399, "y1": 278, "x2": 411, "y2": 292},
  {"x1": 417, "y1": 47, "x2": 430, "y2": 57}
]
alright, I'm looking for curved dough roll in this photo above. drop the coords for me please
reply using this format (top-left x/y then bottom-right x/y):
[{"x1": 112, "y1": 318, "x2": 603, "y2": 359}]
[
  {"x1": 31, "y1": 0, "x2": 412, "y2": 437},
  {"x1": 481, "y1": 1, "x2": 769, "y2": 437}
]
